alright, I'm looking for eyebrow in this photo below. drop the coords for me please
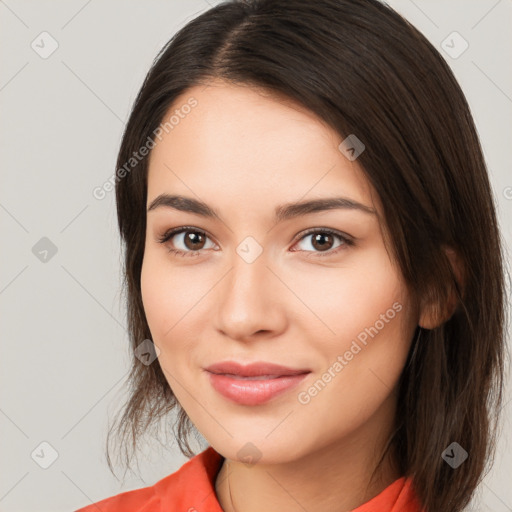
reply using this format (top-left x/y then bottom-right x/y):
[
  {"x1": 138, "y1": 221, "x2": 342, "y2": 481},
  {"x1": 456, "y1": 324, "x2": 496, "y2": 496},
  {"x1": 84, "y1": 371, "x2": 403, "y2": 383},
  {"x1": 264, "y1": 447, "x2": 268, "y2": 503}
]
[{"x1": 147, "y1": 194, "x2": 376, "y2": 222}]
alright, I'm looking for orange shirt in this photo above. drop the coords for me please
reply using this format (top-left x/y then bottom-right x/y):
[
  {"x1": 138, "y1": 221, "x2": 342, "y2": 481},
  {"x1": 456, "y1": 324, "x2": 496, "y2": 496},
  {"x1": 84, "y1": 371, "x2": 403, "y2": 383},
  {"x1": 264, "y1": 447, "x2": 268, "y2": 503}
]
[{"x1": 75, "y1": 446, "x2": 423, "y2": 511}]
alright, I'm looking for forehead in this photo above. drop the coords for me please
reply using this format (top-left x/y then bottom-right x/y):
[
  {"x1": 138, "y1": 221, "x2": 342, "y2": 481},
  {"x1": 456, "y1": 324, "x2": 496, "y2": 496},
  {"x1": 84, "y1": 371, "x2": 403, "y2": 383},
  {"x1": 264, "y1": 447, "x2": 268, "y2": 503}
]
[{"x1": 146, "y1": 80, "x2": 378, "y2": 217}]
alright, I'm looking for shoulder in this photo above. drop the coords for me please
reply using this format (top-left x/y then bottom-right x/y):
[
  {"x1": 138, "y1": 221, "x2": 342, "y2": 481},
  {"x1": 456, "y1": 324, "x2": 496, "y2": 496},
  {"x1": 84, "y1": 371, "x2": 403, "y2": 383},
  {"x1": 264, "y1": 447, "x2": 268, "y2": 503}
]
[
  {"x1": 74, "y1": 446, "x2": 225, "y2": 512},
  {"x1": 74, "y1": 484, "x2": 157, "y2": 512}
]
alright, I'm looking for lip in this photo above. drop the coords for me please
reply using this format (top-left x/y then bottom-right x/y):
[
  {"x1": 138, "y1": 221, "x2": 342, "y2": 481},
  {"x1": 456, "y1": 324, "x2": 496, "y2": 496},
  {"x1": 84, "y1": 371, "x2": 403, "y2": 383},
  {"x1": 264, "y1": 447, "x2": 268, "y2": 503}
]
[
  {"x1": 204, "y1": 361, "x2": 311, "y2": 405},
  {"x1": 205, "y1": 361, "x2": 311, "y2": 377}
]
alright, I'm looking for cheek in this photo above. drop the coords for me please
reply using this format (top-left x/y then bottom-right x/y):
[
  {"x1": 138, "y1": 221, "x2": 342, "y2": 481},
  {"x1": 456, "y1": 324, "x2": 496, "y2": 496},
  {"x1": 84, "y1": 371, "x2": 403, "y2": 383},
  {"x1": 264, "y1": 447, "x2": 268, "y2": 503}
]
[
  {"x1": 140, "y1": 257, "x2": 186, "y2": 394},
  {"x1": 140, "y1": 249, "x2": 213, "y2": 374},
  {"x1": 141, "y1": 249, "x2": 202, "y2": 334},
  {"x1": 292, "y1": 251, "x2": 413, "y2": 430},
  {"x1": 284, "y1": 245, "x2": 406, "y2": 349},
  {"x1": 140, "y1": 251, "x2": 171, "y2": 335}
]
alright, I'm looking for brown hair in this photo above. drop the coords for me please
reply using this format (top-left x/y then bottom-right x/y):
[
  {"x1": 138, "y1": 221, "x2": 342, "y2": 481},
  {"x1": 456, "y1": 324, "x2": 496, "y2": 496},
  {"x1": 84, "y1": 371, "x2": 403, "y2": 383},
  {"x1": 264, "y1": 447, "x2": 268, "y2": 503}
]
[{"x1": 106, "y1": 1, "x2": 509, "y2": 510}]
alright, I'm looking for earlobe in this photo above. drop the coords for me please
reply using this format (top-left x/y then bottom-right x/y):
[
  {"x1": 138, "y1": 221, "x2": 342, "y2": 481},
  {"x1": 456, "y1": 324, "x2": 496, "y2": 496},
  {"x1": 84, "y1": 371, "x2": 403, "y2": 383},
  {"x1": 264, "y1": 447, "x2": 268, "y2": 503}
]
[
  {"x1": 418, "y1": 246, "x2": 464, "y2": 330},
  {"x1": 418, "y1": 300, "x2": 445, "y2": 330}
]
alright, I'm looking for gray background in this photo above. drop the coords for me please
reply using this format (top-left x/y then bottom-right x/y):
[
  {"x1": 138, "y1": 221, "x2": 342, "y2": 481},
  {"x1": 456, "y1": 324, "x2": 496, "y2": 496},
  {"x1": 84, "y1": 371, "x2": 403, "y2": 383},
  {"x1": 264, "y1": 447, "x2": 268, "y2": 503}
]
[{"x1": 0, "y1": 1, "x2": 511, "y2": 511}]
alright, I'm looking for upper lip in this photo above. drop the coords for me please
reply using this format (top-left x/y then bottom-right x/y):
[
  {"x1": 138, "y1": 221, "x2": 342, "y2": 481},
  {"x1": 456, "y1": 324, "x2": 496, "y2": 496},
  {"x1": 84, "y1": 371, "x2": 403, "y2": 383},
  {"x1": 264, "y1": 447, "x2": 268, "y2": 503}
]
[{"x1": 205, "y1": 361, "x2": 311, "y2": 377}]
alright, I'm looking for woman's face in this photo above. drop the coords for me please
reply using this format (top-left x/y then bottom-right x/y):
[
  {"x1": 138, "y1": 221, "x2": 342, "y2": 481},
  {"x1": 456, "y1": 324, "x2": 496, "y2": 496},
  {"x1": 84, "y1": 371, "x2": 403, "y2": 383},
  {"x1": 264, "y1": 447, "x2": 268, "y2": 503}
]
[{"x1": 141, "y1": 80, "x2": 419, "y2": 465}]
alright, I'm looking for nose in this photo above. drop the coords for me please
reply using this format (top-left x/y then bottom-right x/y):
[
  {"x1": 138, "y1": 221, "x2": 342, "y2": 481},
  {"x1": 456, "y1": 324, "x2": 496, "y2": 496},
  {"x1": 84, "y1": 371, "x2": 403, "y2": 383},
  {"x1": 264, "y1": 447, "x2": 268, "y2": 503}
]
[{"x1": 213, "y1": 249, "x2": 287, "y2": 343}]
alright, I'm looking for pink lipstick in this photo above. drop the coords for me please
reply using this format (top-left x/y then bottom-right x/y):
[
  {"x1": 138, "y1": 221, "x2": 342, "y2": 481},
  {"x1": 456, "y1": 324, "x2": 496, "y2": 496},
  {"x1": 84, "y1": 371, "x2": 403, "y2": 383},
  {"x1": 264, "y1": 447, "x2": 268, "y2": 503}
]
[{"x1": 204, "y1": 361, "x2": 311, "y2": 405}]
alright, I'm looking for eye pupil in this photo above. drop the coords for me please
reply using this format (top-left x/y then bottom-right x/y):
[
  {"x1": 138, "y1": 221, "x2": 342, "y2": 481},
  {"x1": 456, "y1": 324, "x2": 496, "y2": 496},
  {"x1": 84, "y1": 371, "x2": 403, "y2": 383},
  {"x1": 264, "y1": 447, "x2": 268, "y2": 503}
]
[
  {"x1": 185, "y1": 231, "x2": 205, "y2": 250},
  {"x1": 312, "y1": 233, "x2": 333, "y2": 251}
]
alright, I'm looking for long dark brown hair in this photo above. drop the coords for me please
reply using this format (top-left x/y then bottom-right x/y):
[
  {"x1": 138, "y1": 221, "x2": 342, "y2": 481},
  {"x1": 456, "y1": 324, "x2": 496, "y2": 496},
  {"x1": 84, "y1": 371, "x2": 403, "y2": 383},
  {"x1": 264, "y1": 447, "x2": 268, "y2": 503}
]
[{"x1": 106, "y1": 1, "x2": 509, "y2": 510}]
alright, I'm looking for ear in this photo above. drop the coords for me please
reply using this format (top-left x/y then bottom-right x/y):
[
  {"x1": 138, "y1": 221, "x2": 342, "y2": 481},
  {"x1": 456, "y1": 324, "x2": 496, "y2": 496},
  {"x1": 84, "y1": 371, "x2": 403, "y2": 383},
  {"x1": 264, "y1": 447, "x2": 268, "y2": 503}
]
[{"x1": 419, "y1": 246, "x2": 464, "y2": 330}]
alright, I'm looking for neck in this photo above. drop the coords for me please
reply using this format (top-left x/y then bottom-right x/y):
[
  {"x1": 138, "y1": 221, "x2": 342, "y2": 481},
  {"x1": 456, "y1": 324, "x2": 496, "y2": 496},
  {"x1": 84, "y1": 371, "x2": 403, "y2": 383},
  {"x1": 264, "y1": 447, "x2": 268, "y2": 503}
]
[{"x1": 215, "y1": 394, "x2": 401, "y2": 512}]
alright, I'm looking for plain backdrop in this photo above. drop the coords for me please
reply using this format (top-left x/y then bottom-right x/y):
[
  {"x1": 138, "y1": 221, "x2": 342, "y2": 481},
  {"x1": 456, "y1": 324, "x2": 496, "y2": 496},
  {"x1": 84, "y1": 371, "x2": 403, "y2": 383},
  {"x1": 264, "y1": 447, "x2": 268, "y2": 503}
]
[{"x1": 0, "y1": 1, "x2": 511, "y2": 511}]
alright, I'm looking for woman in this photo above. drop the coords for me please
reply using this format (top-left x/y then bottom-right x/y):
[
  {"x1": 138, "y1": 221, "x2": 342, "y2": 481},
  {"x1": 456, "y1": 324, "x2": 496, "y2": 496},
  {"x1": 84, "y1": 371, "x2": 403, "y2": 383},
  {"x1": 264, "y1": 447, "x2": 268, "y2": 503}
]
[{"x1": 76, "y1": 0, "x2": 507, "y2": 511}]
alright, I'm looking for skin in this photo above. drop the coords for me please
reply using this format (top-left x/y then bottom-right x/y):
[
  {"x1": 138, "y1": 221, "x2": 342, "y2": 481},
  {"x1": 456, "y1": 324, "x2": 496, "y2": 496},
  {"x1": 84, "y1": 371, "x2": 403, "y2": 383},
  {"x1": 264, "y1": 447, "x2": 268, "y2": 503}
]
[{"x1": 141, "y1": 79, "x2": 433, "y2": 512}]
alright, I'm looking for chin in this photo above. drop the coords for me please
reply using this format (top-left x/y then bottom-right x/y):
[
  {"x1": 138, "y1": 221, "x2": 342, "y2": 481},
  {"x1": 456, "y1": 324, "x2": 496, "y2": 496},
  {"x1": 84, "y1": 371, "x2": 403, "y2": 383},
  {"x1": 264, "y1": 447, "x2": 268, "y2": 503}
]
[{"x1": 206, "y1": 431, "x2": 311, "y2": 466}]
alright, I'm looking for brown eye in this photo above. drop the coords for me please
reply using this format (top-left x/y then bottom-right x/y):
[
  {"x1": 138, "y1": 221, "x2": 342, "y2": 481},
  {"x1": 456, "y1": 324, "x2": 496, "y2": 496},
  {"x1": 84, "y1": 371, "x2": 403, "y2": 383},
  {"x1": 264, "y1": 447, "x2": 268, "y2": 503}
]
[
  {"x1": 157, "y1": 227, "x2": 217, "y2": 257},
  {"x1": 293, "y1": 228, "x2": 354, "y2": 257},
  {"x1": 311, "y1": 232, "x2": 335, "y2": 251},
  {"x1": 183, "y1": 231, "x2": 206, "y2": 250}
]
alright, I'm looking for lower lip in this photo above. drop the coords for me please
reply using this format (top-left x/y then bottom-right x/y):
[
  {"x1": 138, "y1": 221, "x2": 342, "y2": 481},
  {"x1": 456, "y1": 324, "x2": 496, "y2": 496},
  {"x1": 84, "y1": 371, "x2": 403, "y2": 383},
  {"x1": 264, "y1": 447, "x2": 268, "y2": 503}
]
[{"x1": 206, "y1": 372, "x2": 309, "y2": 405}]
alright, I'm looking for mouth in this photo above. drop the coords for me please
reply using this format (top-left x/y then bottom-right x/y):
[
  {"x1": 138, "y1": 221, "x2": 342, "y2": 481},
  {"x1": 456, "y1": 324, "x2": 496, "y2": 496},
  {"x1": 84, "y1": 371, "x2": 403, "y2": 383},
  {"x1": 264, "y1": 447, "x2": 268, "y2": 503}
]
[
  {"x1": 204, "y1": 360, "x2": 311, "y2": 377},
  {"x1": 204, "y1": 361, "x2": 311, "y2": 405},
  {"x1": 213, "y1": 374, "x2": 294, "y2": 380}
]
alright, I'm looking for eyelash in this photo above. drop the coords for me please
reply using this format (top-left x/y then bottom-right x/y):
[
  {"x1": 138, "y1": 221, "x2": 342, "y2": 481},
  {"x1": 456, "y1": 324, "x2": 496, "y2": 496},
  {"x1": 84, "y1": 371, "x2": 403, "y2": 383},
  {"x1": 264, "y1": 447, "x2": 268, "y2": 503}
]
[{"x1": 157, "y1": 226, "x2": 354, "y2": 259}]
